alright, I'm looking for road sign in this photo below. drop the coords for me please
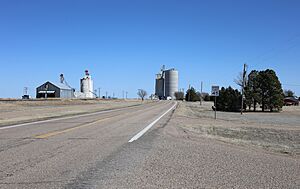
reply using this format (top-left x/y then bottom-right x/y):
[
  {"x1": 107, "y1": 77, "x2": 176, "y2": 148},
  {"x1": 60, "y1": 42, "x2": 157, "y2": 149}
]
[
  {"x1": 211, "y1": 86, "x2": 220, "y2": 97},
  {"x1": 211, "y1": 85, "x2": 219, "y2": 119}
]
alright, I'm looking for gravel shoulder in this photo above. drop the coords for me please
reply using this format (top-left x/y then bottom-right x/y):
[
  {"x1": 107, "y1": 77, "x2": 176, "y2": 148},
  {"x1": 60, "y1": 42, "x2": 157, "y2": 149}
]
[
  {"x1": 0, "y1": 99, "x2": 149, "y2": 127},
  {"x1": 89, "y1": 103, "x2": 299, "y2": 188},
  {"x1": 174, "y1": 101, "x2": 300, "y2": 156}
]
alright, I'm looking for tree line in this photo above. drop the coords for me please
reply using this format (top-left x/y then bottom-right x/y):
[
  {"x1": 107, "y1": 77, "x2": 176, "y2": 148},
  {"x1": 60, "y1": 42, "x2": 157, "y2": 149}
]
[
  {"x1": 177, "y1": 69, "x2": 285, "y2": 112},
  {"x1": 218, "y1": 69, "x2": 284, "y2": 112}
]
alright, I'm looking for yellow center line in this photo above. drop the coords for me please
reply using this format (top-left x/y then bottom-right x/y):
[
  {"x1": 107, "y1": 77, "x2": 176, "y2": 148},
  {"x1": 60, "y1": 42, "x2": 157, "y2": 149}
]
[
  {"x1": 33, "y1": 102, "x2": 169, "y2": 139},
  {"x1": 34, "y1": 116, "x2": 114, "y2": 139}
]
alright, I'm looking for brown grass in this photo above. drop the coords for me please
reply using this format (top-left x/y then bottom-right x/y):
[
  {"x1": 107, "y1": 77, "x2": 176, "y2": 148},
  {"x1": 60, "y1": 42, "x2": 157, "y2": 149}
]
[{"x1": 173, "y1": 101, "x2": 300, "y2": 156}]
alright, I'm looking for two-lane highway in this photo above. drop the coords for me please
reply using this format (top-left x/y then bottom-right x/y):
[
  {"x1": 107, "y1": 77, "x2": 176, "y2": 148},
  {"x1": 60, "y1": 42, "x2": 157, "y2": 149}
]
[
  {"x1": 0, "y1": 101, "x2": 176, "y2": 188},
  {"x1": 1, "y1": 100, "x2": 299, "y2": 189}
]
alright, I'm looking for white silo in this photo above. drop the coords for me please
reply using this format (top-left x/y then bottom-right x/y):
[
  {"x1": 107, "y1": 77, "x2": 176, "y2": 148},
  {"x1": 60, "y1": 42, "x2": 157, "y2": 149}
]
[
  {"x1": 80, "y1": 70, "x2": 94, "y2": 98},
  {"x1": 165, "y1": 69, "x2": 178, "y2": 99}
]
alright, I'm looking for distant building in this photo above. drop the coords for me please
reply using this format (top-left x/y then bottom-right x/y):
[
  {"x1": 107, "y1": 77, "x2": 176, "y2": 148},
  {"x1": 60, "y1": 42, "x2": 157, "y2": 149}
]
[
  {"x1": 284, "y1": 97, "x2": 299, "y2": 106},
  {"x1": 36, "y1": 81, "x2": 74, "y2": 99}
]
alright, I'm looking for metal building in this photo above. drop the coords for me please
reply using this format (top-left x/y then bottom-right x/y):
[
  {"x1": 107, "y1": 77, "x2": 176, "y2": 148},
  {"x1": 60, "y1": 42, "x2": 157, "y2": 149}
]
[{"x1": 36, "y1": 81, "x2": 74, "y2": 98}]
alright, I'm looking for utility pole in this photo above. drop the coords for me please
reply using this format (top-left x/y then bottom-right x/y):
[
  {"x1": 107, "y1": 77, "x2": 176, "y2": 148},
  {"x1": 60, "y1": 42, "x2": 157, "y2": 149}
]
[
  {"x1": 214, "y1": 95, "x2": 217, "y2": 119},
  {"x1": 122, "y1": 90, "x2": 125, "y2": 99},
  {"x1": 126, "y1": 91, "x2": 128, "y2": 99},
  {"x1": 241, "y1": 63, "x2": 247, "y2": 115},
  {"x1": 98, "y1": 88, "x2": 101, "y2": 99},
  {"x1": 200, "y1": 81, "x2": 203, "y2": 105},
  {"x1": 106, "y1": 91, "x2": 108, "y2": 99},
  {"x1": 188, "y1": 84, "x2": 191, "y2": 101}
]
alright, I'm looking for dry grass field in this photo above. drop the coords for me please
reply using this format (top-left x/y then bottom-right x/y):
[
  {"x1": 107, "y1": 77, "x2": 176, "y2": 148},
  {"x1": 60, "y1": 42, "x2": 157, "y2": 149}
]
[
  {"x1": 0, "y1": 99, "x2": 146, "y2": 126},
  {"x1": 174, "y1": 101, "x2": 300, "y2": 156}
]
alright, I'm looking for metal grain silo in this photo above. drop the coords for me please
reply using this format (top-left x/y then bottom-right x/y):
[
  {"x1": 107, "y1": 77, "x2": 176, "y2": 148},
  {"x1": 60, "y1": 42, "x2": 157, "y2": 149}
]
[
  {"x1": 165, "y1": 69, "x2": 178, "y2": 99},
  {"x1": 155, "y1": 74, "x2": 164, "y2": 99}
]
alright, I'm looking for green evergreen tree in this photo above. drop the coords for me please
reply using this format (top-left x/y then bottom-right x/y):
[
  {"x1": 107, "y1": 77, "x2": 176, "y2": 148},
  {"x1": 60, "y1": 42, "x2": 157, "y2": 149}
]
[
  {"x1": 244, "y1": 70, "x2": 260, "y2": 111},
  {"x1": 185, "y1": 87, "x2": 200, "y2": 102},
  {"x1": 257, "y1": 69, "x2": 284, "y2": 112},
  {"x1": 217, "y1": 86, "x2": 242, "y2": 112}
]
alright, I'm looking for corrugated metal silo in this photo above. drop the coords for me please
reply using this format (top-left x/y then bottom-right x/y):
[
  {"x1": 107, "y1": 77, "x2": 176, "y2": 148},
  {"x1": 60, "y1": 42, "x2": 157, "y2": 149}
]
[{"x1": 165, "y1": 69, "x2": 178, "y2": 99}]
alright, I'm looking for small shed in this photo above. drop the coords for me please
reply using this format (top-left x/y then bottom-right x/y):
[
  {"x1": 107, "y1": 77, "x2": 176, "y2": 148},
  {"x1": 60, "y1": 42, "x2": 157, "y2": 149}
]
[{"x1": 36, "y1": 81, "x2": 74, "y2": 99}]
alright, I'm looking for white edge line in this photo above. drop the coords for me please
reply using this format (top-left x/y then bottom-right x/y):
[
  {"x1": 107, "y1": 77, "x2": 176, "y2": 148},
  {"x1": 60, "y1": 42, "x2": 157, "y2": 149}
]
[
  {"x1": 0, "y1": 105, "x2": 142, "y2": 130},
  {"x1": 128, "y1": 102, "x2": 177, "y2": 143}
]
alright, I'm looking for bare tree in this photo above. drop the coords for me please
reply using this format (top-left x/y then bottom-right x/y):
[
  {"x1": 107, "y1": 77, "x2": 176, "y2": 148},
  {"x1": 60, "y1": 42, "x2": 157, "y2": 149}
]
[
  {"x1": 234, "y1": 72, "x2": 247, "y2": 87},
  {"x1": 137, "y1": 89, "x2": 147, "y2": 101},
  {"x1": 174, "y1": 91, "x2": 184, "y2": 101}
]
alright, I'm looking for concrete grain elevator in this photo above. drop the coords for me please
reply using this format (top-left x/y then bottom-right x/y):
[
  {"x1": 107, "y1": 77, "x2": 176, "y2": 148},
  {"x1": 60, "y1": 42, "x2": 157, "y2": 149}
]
[
  {"x1": 80, "y1": 70, "x2": 94, "y2": 98},
  {"x1": 155, "y1": 66, "x2": 178, "y2": 100}
]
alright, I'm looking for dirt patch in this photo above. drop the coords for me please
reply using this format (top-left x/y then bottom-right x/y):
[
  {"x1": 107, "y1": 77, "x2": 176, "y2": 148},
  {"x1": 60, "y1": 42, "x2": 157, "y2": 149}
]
[{"x1": 173, "y1": 101, "x2": 300, "y2": 156}]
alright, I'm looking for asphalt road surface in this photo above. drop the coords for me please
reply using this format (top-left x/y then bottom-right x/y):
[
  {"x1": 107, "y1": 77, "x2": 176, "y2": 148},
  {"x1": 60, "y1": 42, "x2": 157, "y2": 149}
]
[{"x1": 0, "y1": 101, "x2": 299, "y2": 188}]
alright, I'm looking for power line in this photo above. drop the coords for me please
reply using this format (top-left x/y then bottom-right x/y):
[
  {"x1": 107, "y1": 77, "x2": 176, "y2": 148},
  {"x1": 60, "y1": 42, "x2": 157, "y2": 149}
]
[
  {"x1": 282, "y1": 83, "x2": 300, "y2": 87},
  {"x1": 247, "y1": 34, "x2": 300, "y2": 66}
]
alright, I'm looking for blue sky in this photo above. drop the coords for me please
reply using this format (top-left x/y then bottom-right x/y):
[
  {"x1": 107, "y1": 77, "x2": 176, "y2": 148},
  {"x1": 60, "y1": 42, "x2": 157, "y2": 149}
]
[{"x1": 0, "y1": 0, "x2": 299, "y2": 98}]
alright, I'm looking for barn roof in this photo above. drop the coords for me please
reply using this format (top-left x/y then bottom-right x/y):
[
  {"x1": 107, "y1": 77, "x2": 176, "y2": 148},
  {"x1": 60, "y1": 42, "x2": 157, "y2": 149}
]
[
  {"x1": 284, "y1": 97, "x2": 299, "y2": 102},
  {"x1": 37, "y1": 81, "x2": 73, "y2": 90},
  {"x1": 51, "y1": 82, "x2": 73, "y2": 90}
]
